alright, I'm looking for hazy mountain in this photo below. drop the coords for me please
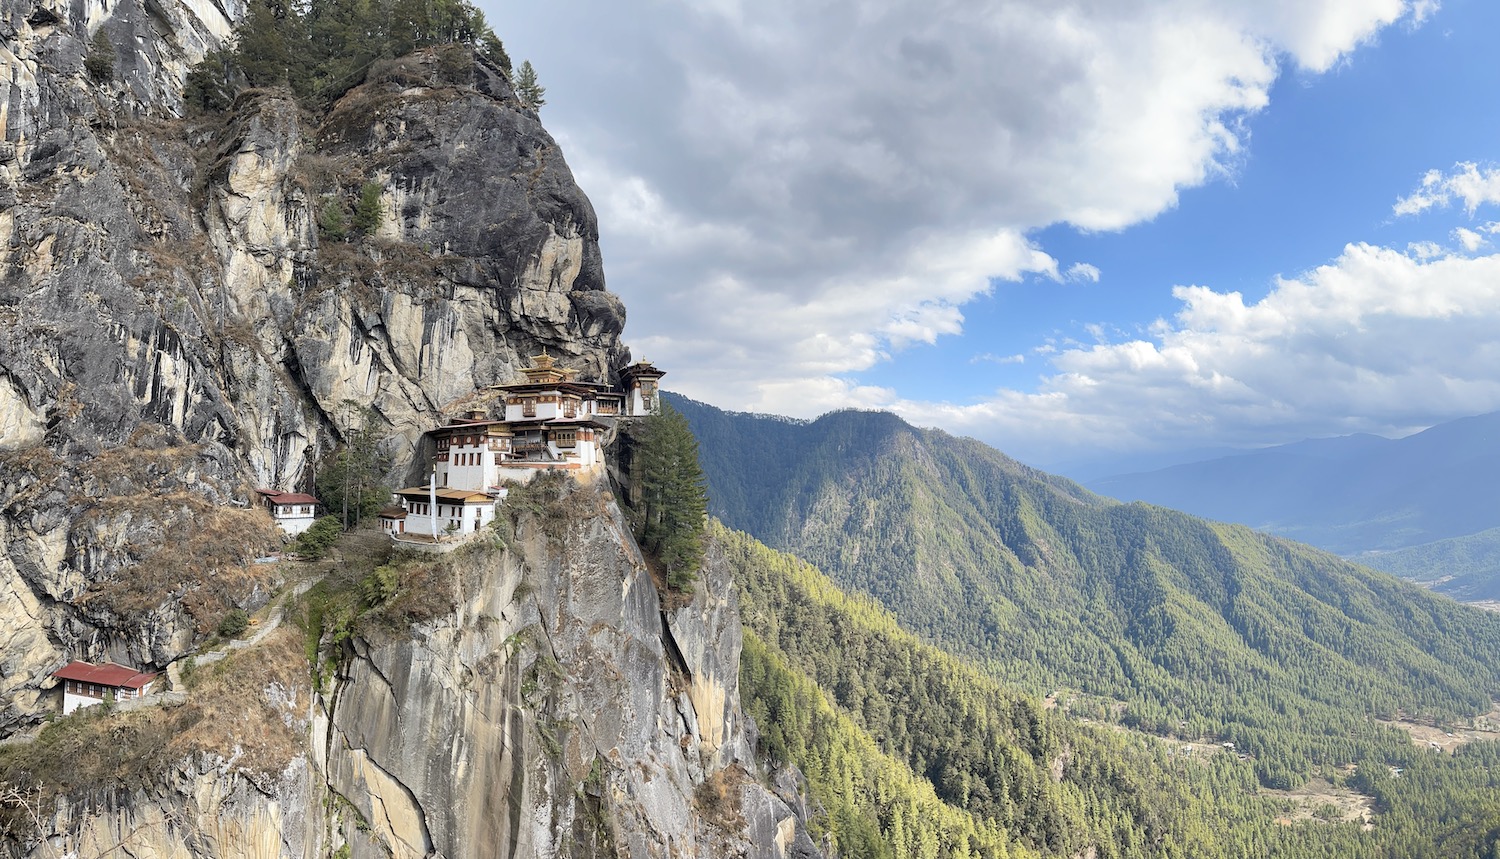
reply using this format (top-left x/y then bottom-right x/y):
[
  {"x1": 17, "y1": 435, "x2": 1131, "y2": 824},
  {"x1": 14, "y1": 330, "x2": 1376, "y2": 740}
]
[
  {"x1": 1087, "y1": 411, "x2": 1500, "y2": 556},
  {"x1": 1358, "y1": 526, "x2": 1500, "y2": 602}
]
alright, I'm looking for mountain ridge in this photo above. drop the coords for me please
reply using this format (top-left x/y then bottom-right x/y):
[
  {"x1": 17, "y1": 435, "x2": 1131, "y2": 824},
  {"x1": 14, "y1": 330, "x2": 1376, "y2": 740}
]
[
  {"x1": 1087, "y1": 410, "x2": 1500, "y2": 557},
  {"x1": 670, "y1": 393, "x2": 1500, "y2": 786}
]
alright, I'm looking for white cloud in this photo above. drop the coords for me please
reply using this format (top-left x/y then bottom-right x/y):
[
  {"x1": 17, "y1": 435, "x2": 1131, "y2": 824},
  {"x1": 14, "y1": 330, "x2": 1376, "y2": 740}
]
[
  {"x1": 1394, "y1": 162, "x2": 1500, "y2": 216},
  {"x1": 888, "y1": 244, "x2": 1500, "y2": 463},
  {"x1": 972, "y1": 352, "x2": 1026, "y2": 365},
  {"x1": 1455, "y1": 227, "x2": 1486, "y2": 252},
  {"x1": 495, "y1": 0, "x2": 1435, "y2": 451},
  {"x1": 1408, "y1": 240, "x2": 1443, "y2": 260},
  {"x1": 1065, "y1": 262, "x2": 1102, "y2": 283}
]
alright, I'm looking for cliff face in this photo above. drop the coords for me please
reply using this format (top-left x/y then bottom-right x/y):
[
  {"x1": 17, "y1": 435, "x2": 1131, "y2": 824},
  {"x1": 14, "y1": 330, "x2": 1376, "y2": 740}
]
[
  {"x1": 5, "y1": 481, "x2": 820, "y2": 859},
  {"x1": 0, "y1": 2, "x2": 817, "y2": 855},
  {"x1": 316, "y1": 479, "x2": 817, "y2": 859},
  {"x1": 0, "y1": 0, "x2": 622, "y2": 729}
]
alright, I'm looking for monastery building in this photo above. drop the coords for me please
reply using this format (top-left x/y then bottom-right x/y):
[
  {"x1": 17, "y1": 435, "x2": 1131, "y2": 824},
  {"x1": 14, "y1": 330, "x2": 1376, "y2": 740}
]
[{"x1": 383, "y1": 354, "x2": 664, "y2": 543}]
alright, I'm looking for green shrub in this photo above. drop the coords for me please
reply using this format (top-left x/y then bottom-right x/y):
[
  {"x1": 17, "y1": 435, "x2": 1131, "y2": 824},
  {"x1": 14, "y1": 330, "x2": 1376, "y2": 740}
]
[
  {"x1": 217, "y1": 609, "x2": 251, "y2": 639},
  {"x1": 294, "y1": 516, "x2": 343, "y2": 559},
  {"x1": 359, "y1": 564, "x2": 399, "y2": 605}
]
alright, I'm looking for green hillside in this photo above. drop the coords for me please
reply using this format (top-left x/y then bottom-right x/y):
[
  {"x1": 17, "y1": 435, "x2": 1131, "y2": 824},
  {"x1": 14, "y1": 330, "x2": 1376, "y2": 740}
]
[
  {"x1": 725, "y1": 524, "x2": 1500, "y2": 858},
  {"x1": 1358, "y1": 527, "x2": 1500, "y2": 602},
  {"x1": 669, "y1": 396, "x2": 1500, "y2": 786}
]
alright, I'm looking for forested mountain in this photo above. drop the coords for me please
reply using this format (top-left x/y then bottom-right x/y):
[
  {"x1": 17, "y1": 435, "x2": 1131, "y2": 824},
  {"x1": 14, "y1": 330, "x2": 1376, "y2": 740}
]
[
  {"x1": 1357, "y1": 526, "x2": 1500, "y2": 602},
  {"x1": 725, "y1": 524, "x2": 1500, "y2": 858},
  {"x1": 668, "y1": 395, "x2": 1500, "y2": 788},
  {"x1": 1085, "y1": 411, "x2": 1500, "y2": 556}
]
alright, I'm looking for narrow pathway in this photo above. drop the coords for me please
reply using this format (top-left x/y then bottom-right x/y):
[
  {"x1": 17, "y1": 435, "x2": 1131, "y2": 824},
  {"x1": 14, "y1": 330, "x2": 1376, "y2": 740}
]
[{"x1": 166, "y1": 575, "x2": 319, "y2": 684}]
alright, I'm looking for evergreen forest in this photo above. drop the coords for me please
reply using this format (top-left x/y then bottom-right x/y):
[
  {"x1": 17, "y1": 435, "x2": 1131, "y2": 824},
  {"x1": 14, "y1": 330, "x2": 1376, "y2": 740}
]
[
  {"x1": 184, "y1": 0, "x2": 512, "y2": 113},
  {"x1": 727, "y1": 526, "x2": 1500, "y2": 858}
]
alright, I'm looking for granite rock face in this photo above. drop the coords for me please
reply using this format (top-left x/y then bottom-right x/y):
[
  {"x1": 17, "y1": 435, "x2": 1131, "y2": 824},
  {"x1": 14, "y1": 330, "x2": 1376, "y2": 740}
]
[
  {"x1": 317, "y1": 479, "x2": 819, "y2": 859},
  {"x1": 0, "y1": 2, "x2": 821, "y2": 856},
  {"x1": 0, "y1": 0, "x2": 624, "y2": 731},
  {"x1": 3, "y1": 482, "x2": 821, "y2": 859}
]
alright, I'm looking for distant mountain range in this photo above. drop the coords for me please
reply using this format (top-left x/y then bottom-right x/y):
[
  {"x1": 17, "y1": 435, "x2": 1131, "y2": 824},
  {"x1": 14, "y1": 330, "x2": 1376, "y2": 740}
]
[
  {"x1": 673, "y1": 393, "x2": 1500, "y2": 855},
  {"x1": 668, "y1": 394, "x2": 1500, "y2": 752},
  {"x1": 1082, "y1": 410, "x2": 1500, "y2": 595},
  {"x1": 1354, "y1": 527, "x2": 1500, "y2": 602}
]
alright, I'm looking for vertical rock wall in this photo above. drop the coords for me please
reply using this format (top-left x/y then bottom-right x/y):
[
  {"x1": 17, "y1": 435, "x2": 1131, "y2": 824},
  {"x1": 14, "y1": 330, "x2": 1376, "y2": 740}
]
[{"x1": 0, "y1": 0, "x2": 626, "y2": 730}]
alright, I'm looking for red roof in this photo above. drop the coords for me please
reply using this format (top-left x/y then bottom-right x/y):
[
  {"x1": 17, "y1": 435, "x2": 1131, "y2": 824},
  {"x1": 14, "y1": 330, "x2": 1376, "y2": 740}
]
[
  {"x1": 51, "y1": 661, "x2": 158, "y2": 689},
  {"x1": 270, "y1": 493, "x2": 319, "y2": 506},
  {"x1": 258, "y1": 489, "x2": 319, "y2": 506}
]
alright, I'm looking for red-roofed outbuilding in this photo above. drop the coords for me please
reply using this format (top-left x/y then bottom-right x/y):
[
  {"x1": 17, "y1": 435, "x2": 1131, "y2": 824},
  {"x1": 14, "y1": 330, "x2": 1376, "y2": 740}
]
[
  {"x1": 256, "y1": 488, "x2": 320, "y2": 536},
  {"x1": 52, "y1": 661, "x2": 159, "y2": 714}
]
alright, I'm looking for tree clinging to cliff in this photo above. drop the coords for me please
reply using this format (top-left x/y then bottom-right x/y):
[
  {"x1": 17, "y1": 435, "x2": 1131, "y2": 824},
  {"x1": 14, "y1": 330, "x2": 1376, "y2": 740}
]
[
  {"x1": 632, "y1": 402, "x2": 707, "y2": 589},
  {"x1": 514, "y1": 60, "x2": 545, "y2": 109}
]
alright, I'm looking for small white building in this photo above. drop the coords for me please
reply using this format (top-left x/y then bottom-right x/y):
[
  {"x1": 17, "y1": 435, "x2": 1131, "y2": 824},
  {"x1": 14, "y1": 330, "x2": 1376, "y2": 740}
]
[
  {"x1": 52, "y1": 661, "x2": 158, "y2": 715},
  {"x1": 377, "y1": 504, "x2": 408, "y2": 537},
  {"x1": 392, "y1": 487, "x2": 497, "y2": 539},
  {"x1": 620, "y1": 359, "x2": 665, "y2": 417},
  {"x1": 256, "y1": 489, "x2": 320, "y2": 536}
]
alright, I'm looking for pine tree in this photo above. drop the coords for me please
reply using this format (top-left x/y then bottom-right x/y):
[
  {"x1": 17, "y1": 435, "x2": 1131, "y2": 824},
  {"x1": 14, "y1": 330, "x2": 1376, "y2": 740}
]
[
  {"x1": 84, "y1": 28, "x2": 115, "y2": 83},
  {"x1": 351, "y1": 181, "x2": 383, "y2": 236},
  {"x1": 184, "y1": 50, "x2": 236, "y2": 112},
  {"x1": 479, "y1": 32, "x2": 512, "y2": 79},
  {"x1": 234, "y1": 0, "x2": 303, "y2": 90},
  {"x1": 315, "y1": 402, "x2": 388, "y2": 529},
  {"x1": 514, "y1": 59, "x2": 545, "y2": 109},
  {"x1": 632, "y1": 402, "x2": 707, "y2": 589}
]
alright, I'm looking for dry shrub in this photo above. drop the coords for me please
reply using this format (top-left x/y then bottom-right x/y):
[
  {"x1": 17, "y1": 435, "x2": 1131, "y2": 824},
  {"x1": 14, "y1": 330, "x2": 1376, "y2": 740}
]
[
  {"x1": 68, "y1": 425, "x2": 281, "y2": 626},
  {"x1": 291, "y1": 151, "x2": 358, "y2": 194},
  {"x1": 361, "y1": 553, "x2": 457, "y2": 632},
  {"x1": 0, "y1": 445, "x2": 64, "y2": 508},
  {"x1": 81, "y1": 496, "x2": 280, "y2": 630},
  {"x1": 170, "y1": 627, "x2": 310, "y2": 775},
  {"x1": 693, "y1": 765, "x2": 748, "y2": 832},
  {"x1": 0, "y1": 704, "x2": 183, "y2": 802},
  {"x1": 367, "y1": 56, "x2": 428, "y2": 88},
  {"x1": 315, "y1": 239, "x2": 447, "y2": 302}
]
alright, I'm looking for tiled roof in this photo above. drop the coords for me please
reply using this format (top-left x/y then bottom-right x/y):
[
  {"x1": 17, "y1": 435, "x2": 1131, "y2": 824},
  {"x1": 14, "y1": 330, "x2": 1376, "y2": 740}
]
[
  {"x1": 51, "y1": 660, "x2": 158, "y2": 689},
  {"x1": 394, "y1": 487, "x2": 494, "y2": 503},
  {"x1": 269, "y1": 493, "x2": 319, "y2": 506},
  {"x1": 257, "y1": 489, "x2": 320, "y2": 505}
]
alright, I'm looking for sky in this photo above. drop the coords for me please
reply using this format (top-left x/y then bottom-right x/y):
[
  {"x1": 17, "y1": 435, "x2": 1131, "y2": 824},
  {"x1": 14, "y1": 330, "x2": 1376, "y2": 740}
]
[{"x1": 485, "y1": 0, "x2": 1500, "y2": 474}]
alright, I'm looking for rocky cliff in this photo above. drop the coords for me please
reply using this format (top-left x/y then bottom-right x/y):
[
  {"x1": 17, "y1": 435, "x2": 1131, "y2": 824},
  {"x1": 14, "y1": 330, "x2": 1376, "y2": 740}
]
[
  {"x1": 3, "y1": 479, "x2": 820, "y2": 859},
  {"x1": 0, "y1": 0, "x2": 622, "y2": 723},
  {"x1": 0, "y1": 1, "x2": 819, "y2": 855}
]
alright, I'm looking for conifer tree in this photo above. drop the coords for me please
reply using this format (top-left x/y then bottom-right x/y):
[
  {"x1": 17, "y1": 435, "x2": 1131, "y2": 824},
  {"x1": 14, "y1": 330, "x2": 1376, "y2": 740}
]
[
  {"x1": 514, "y1": 59, "x2": 545, "y2": 109},
  {"x1": 233, "y1": 0, "x2": 303, "y2": 90},
  {"x1": 632, "y1": 402, "x2": 707, "y2": 589},
  {"x1": 315, "y1": 402, "x2": 388, "y2": 529},
  {"x1": 84, "y1": 28, "x2": 115, "y2": 83},
  {"x1": 351, "y1": 181, "x2": 384, "y2": 236},
  {"x1": 185, "y1": 50, "x2": 236, "y2": 112}
]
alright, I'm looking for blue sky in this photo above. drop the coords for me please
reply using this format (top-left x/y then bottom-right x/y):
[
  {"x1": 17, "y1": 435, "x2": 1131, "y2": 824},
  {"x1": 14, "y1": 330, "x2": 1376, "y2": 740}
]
[{"x1": 488, "y1": 0, "x2": 1500, "y2": 472}]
